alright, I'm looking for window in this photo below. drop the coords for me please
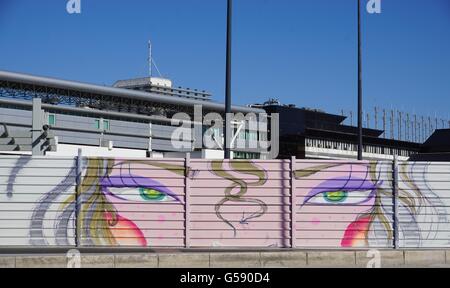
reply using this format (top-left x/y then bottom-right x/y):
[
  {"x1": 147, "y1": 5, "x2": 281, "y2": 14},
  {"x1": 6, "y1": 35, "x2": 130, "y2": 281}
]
[
  {"x1": 48, "y1": 114, "x2": 56, "y2": 126},
  {"x1": 238, "y1": 130, "x2": 245, "y2": 140},
  {"x1": 103, "y1": 120, "x2": 110, "y2": 131},
  {"x1": 234, "y1": 152, "x2": 259, "y2": 159},
  {"x1": 95, "y1": 119, "x2": 110, "y2": 130}
]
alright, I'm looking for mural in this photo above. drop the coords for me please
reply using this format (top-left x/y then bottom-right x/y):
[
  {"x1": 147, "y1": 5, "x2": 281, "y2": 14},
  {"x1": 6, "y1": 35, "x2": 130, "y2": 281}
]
[
  {"x1": 294, "y1": 161, "x2": 392, "y2": 248},
  {"x1": 1, "y1": 156, "x2": 450, "y2": 248}
]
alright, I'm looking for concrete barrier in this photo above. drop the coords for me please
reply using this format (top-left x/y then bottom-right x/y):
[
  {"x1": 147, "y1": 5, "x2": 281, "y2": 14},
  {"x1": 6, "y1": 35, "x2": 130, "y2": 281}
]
[
  {"x1": 158, "y1": 253, "x2": 209, "y2": 268},
  {"x1": 210, "y1": 252, "x2": 261, "y2": 268},
  {"x1": 1, "y1": 250, "x2": 449, "y2": 268},
  {"x1": 260, "y1": 252, "x2": 307, "y2": 268},
  {"x1": 15, "y1": 255, "x2": 67, "y2": 268},
  {"x1": 115, "y1": 254, "x2": 158, "y2": 268},
  {"x1": 355, "y1": 250, "x2": 405, "y2": 268},
  {"x1": 0, "y1": 256, "x2": 15, "y2": 268},
  {"x1": 307, "y1": 251, "x2": 356, "y2": 268},
  {"x1": 405, "y1": 250, "x2": 446, "y2": 268}
]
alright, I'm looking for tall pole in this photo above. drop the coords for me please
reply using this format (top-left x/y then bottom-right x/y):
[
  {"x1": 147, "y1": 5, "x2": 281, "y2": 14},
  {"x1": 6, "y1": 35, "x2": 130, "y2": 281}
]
[
  {"x1": 224, "y1": 0, "x2": 232, "y2": 159},
  {"x1": 357, "y1": 0, "x2": 363, "y2": 160},
  {"x1": 148, "y1": 41, "x2": 152, "y2": 79}
]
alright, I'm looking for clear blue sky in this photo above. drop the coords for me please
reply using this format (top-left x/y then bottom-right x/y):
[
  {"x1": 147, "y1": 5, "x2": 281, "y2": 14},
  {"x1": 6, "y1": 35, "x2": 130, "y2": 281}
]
[{"x1": 1, "y1": 0, "x2": 449, "y2": 120}]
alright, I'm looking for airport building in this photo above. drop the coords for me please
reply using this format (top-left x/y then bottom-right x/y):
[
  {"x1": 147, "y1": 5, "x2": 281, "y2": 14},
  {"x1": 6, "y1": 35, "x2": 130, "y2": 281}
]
[
  {"x1": 251, "y1": 100, "x2": 422, "y2": 161},
  {"x1": 0, "y1": 71, "x2": 268, "y2": 159},
  {"x1": 1, "y1": 71, "x2": 432, "y2": 161}
]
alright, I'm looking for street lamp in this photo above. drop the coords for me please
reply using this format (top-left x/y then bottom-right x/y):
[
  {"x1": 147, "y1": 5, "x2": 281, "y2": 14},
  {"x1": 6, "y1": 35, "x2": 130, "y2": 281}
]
[
  {"x1": 224, "y1": 0, "x2": 233, "y2": 159},
  {"x1": 357, "y1": 0, "x2": 363, "y2": 160}
]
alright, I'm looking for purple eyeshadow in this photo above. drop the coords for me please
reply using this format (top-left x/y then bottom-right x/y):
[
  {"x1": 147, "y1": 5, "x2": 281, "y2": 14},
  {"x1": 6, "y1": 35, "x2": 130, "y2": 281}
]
[
  {"x1": 100, "y1": 173, "x2": 181, "y2": 202},
  {"x1": 302, "y1": 176, "x2": 379, "y2": 205}
]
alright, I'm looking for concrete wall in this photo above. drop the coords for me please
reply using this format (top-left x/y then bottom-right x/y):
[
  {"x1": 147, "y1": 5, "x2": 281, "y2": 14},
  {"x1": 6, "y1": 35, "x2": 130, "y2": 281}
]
[{"x1": 1, "y1": 250, "x2": 450, "y2": 268}]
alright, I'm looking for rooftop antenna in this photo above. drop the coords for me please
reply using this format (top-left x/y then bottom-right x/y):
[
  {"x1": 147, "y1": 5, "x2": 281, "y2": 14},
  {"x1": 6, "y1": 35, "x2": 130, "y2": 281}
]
[
  {"x1": 406, "y1": 113, "x2": 410, "y2": 142},
  {"x1": 366, "y1": 112, "x2": 370, "y2": 129},
  {"x1": 147, "y1": 40, "x2": 163, "y2": 82},
  {"x1": 148, "y1": 40, "x2": 152, "y2": 79},
  {"x1": 390, "y1": 109, "x2": 394, "y2": 140},
  {"x1": 421, "y1": 116, "x2": 425, "y2": 142},
  {"x1": 414, "y1": 114, "x2": 417, "y2": 143},
  {"x1": 374, "y1": 107, "x2": 378, "y2": 130},
  {"x1": 435, "y1": 113, "x2": 438, "y2": 132},
  {"x1": 428, "y1": 116, "x2": 432, "y2": 139}
]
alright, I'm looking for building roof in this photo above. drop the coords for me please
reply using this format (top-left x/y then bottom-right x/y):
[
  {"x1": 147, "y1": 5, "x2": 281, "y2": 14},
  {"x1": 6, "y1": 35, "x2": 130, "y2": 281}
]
[
  {"x1": 422, "y1": 129, "x2": 450, "y2": 153},
  {"x1": 0, "y1": 70, "x2": 263, "y2": 114}
]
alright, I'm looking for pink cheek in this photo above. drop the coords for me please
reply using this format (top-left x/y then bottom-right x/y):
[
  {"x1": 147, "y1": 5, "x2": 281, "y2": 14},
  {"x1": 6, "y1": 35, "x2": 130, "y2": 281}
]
[{"x1": 311, "y1": 217, "x2": 321, "y2": 225}]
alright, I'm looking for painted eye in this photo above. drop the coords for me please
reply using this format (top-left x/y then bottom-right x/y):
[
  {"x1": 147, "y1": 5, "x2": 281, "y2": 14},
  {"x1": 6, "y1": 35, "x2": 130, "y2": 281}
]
[
  {"x1": 323, "y1": 191, "x2": 348, "y2": 203},
  {"x1": 306, "y1": 190, "x2": 373, "y2": 205},
  {"x1": 139, "y1": 188, "x2": 167, "y2": 201},
  {"x1": 106, "y1": 187, "x2": 177, "y2": 203}
]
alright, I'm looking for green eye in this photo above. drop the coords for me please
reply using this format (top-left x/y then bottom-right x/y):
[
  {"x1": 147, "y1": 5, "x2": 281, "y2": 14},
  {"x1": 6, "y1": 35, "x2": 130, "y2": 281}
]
[
  {"x1": 139, "y1": 188, "x2": 166, "y2": 201},
  {"x1": 323, "y1": 191, "x2": 348, "y2": 203}
]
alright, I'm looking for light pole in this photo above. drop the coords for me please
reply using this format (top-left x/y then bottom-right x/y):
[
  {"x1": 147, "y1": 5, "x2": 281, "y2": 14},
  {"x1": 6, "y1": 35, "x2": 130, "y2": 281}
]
[
  {"x1": 357, "y1": 0, "x2": 364, "y2": 160},
  {"x1": 224, "y1": 0, "x2": 233, "y2": 159}
]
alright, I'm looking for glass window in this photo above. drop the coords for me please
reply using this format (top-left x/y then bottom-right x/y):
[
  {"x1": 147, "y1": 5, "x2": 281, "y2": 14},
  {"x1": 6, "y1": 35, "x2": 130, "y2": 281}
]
[
  {"x1": 48, "y1": 114, "x2": 56, "y2": 126},
  {"x1": 238, "y1": 130, "x2": 245, "y2": 140},
  {"x1": 103, "y1": 120, "x2": 110, "y2": 130},
  {"x1": 95, "y1": 119, "x2": 101, "y2": 129}
]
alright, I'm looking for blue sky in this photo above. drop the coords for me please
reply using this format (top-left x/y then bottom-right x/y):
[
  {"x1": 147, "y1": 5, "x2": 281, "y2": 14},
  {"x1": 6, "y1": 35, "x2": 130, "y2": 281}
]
[{"x1": 0, "y1": 0, "x2": 449, "y2": 121}]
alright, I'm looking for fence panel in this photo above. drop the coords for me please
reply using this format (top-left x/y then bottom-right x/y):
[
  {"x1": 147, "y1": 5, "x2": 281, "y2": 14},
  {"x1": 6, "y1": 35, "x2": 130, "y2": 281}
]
[
  {"x1": 2, "y1": 156, "x2": 450, "y2": 249},
  {"x1": 0, "y1": 156, "x2": 77, "y2": 246},
  {"x1": 77, "y1": 158, "x2": 186, "y2": 247},
  {"x1": 188, "y1": 159, "x2": 292, "y2": 248},
  {"x1": 397, "y1": 161, "x2": 450, "y2": 248},
  {"x1": 293, "y1": 160, "x2": 394, "y2": 248}
]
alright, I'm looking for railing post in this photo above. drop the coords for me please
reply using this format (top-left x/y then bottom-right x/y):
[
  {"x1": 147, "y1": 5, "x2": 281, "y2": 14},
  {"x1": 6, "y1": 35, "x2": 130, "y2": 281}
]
[
  {"x1": 184, "y1": 153, "x2": 191, "y2": 248},
  {"x1": 392, "y1": 155, "x2": 399, "y2": 249},
  {"x1": 75, "y1": 148, "x2": 82, "y2": 247},
  {"x1": 290, "y1": 156, "x2": 297, "y2": 249}
]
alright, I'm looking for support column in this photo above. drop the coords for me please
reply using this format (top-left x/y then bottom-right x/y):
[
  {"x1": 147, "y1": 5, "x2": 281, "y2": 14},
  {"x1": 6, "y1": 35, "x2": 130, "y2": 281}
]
[
  {"x1": 392, "y1": 156, "x2": 400, "y2": 249},
  {"x1": 31, "y1": 98, "x2": 44, "y2": 156},
  {"x1": 184, "y1": 153, "x2": 191, "y2": 248},
  {"x1": 75, "y1": 148, "x2": 82, "y2": 247},
  {"x1": 290, "y1": 156, "x2": 297, "y2": 248}
]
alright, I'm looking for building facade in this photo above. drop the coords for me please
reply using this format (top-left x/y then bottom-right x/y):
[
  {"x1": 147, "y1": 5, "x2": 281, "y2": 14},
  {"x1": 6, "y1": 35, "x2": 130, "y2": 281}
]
[
  {"x1": 253, "y1": 100, "x2": 422, "y2": 161},
  {"x1": 0, "y1": 71, "x2": 269, "y2": 159}
]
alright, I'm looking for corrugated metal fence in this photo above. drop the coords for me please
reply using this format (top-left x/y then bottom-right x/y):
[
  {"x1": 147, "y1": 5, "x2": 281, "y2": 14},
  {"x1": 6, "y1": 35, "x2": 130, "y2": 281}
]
[{"x1": 1, "y1": 155, "x2": 450, "y2": 249}]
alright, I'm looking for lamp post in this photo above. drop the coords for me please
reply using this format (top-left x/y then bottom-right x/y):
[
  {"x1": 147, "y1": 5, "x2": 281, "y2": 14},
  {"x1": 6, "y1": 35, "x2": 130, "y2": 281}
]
[
  {"x1": 357, "y1": 0, "x2": 364, "y2": 160},
  {"x1": 224, "y1": 0, "x2": 233, "y2": 159}
]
